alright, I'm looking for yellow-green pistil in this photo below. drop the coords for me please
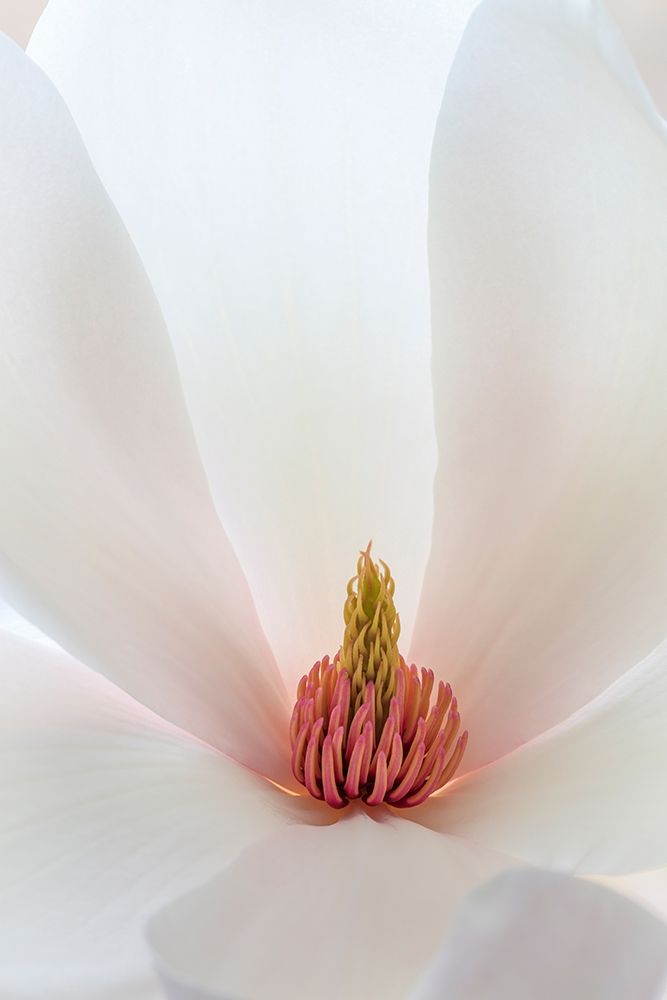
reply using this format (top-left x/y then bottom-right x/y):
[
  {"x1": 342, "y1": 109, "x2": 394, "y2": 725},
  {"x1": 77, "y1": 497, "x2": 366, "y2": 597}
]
[{"x1": 340, "y1": 542, "x2": 400, "y2": 730}]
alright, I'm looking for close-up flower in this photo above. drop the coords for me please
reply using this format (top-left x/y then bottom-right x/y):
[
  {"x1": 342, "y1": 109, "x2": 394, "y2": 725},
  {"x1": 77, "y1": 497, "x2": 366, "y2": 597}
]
[{"x1": 2, "y1": 0, "x2": 667, "y2": 997}]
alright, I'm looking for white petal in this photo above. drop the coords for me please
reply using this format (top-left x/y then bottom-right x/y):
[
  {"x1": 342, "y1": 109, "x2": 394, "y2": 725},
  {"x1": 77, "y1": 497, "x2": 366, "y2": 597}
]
[
  {"x1": 147, "y1": 811, "x2": 513, "y2": 1000},
  {"x1": 0, "y1": 36, "x2": 291, "y2": 782},
  {"x1": 0, "y1": 599, "x2": 55, "y2": 645},
  {"x1": 29, "y1": 1, "x2": 478, "y2": 685},
  {"x1": 597, "y1": 868, "x2": 667, "y2": 925},
  {"x1": 412, "y1": 0, "x2": 667, "y2": 770},
  {"x1": 410, "y1": 869, "x2": 667, "y2": 1000},
  {"x1": 417, "y1": 636, "x2": 667, "y2": 875},
  {"x1": 0, "y1": 630, "x2": 320, "y2": 1000}
]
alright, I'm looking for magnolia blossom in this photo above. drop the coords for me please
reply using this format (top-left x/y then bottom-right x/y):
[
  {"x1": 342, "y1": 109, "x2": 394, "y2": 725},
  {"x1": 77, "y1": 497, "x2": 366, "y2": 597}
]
[{"x1": 3, "y1": 0, "x2": 667, "y2": 997}]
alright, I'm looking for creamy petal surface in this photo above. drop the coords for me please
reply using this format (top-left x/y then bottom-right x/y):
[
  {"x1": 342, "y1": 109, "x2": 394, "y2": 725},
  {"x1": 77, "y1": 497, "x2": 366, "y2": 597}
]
[
  {"x1": 148, "y1": 812, "x2": 513, "y2": 1000},
  {"x1": 29, "y1": 1, "x2": 478, "y2": 685},
  {"x1": 413, "y1": 0, "x2": 667, "y2": 769},
  {"x1": 411, "y1": 869, "x2": 667, "y2": 1000},
  {"x1": 0, "y1": 36, "x2": 291, "y2": 782},
  {"x1": 417, "y1": 635, "x2": 667, "y2": 875},
  {"x1": 0, "y1": 630, "x2": 321, "y2": 1000}
]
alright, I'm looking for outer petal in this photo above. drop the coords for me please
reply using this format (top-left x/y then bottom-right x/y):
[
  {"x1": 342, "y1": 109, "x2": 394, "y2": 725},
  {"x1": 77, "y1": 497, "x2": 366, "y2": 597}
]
[
  {"x1": 0, "y1": 630, "x2": 321, "y2": 1000},
  {"x1": 412, "y1": 0, "x2": 667, "y2": 769},
  {"x1": 147, "y1": 812, "x2": 513, "y2": 1000},
  {"x1": 417, "y1": 636, "x2": 667, "y2": 875},
  {"x1": 0, "y1": 36, "x2": 291, "y2": 782},
  {"x1": 411, "y1": 869, "x2": 667, "y2": 1000},
  {"x1": 29, "y1": 1, "x2": 478, "y2": 684}
]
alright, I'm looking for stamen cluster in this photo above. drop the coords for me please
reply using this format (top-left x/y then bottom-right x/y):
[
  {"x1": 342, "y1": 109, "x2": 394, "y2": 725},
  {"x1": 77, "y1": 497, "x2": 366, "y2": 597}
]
[{"x1": 290, "y1": 655, "x2": 467, "y2": 808}]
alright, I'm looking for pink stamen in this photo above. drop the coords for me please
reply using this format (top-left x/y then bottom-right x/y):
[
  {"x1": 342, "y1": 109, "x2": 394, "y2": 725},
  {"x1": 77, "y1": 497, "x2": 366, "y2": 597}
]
[
  {"x1": 364, "y1": 681, "x2": 376, "y2": 739},
  {"x1": 402, "y1": 665, "x2": 422, "y2": 743},
  {"x1": 290, "y1": 657, "x2": 468, "y2": 809},
  {"x1": 328, "y1": 702, "x2": 342, "y2": 736},
  {"x1": 322, "y1": 734, "x2": 346, "y2": 809},
  {"x1": 395, "y1": 668, "x2": 406, "y2": 729},
  {"x1": 436, "y1": 731, "x2": 469, "y2": 791},
  {"x1": 396, "y1": 718, "x2": 426, "y2": 784},
  {"x1": 386, "y1": 732, "x2": 404, "y2": 788},
  {"x1": 365, "y1": 750, "x2": 388, "y2": 806},
  {"x1": 387, "y1": 740, "x2": 426, "y2": 803},
  {"x1": 345, "y1": 700, "x2": 371, "y2": 763},
  {"x1": 424, "y1": 682, "x2": 452, "y2": 746},
  {"x1": 332, "y1": 726, "x2": 345, "y2": 784},
  {"x1": 291, "y1": 723, "x2": 309, "y2": 784},
  {"x1": 418, "y1": 669, "x2": 434, "y2": 718},
  {"x1": 343, "y1": 733, "x2": 366, "y2": 798},
  {"x1": 303, "y1": 717, "x2": 324, "y2": 799},
  {"x1": 358, "y1": 721, "x2": 374, "y2": 786},
  {"x1": 442, "y1": 704, "x2": 461, "y2": 755},
  {"x1": 371, "y1": 704, "x2": 396, "y2": 770},
  {"x1": 401, "y1": 748, "x2": 447, "y2": 808},
  {"x1": 289, "y1": 698, "x2": 304, "y2": 746}
]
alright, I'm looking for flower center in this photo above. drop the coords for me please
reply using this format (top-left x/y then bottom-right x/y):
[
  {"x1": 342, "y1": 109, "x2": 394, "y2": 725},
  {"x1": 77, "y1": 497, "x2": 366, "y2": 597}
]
[{"x1": 289, "y1": 543, "x2": 467, "y2": 808}]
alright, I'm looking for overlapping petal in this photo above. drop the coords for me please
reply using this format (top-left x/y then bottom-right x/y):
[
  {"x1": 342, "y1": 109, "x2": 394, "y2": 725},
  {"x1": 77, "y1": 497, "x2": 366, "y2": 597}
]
[
  {"x1": 411, "y1": 869, "x2": 667, "y2": 1000},
  {"x1": 606, "y1": 0, "x2": 667, "y2": 117},
  {"x1": 0, "y1": 36, "x2": 291, "y2": 781},
  {"x1": 412, "y1": 0, "x2": 667, "y2": 770},
  {"x1": 0, "y1": 599, "x2": 54, "y2": 645},
  {"x1": 0, "y1": 629, "x2": 321, "y2": 1000},
  {"x1": 597, "y1": 867, "x2": 667, "y2": 925},
  {"x1": 29, "y1": 0, "x2": 478, "y2": 685},
  {"x1": 147, "y1": 812, "x2": 513, "y2": 1000},
  {"x1": 0, "y1": 1, "x2": 45, "y2": 46},
  {"x1": 418, "y1": 635, "x2": 667, "y2": 874}
]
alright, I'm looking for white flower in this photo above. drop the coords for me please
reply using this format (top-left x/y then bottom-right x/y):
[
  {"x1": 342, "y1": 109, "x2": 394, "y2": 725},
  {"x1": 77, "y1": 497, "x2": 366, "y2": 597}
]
[{"x1": 1, "y1": 0, "x2": 667, "y2": 997}]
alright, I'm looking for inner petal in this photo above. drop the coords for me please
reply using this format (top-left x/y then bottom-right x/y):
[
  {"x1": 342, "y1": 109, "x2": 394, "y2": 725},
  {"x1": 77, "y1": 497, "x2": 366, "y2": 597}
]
[
  {"x1": 28, "y1": 0, "x2": 463, "y2": 685},
  {"x1": 411, "y1": 0, "x2": 667, "y2": 773}
]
